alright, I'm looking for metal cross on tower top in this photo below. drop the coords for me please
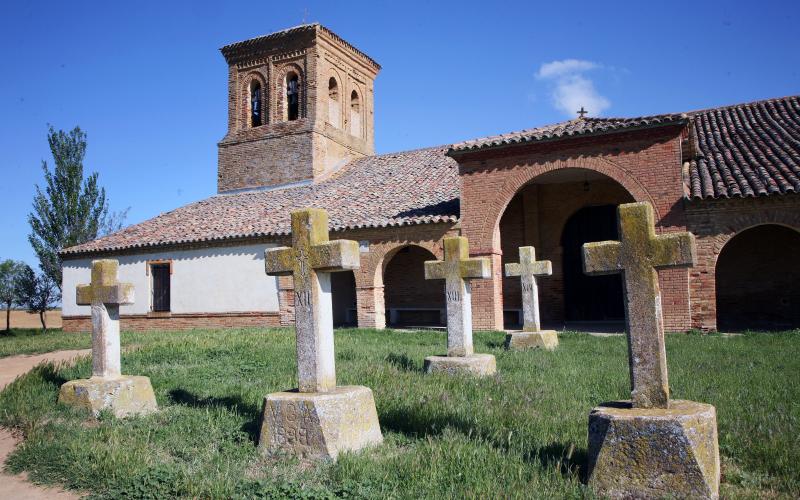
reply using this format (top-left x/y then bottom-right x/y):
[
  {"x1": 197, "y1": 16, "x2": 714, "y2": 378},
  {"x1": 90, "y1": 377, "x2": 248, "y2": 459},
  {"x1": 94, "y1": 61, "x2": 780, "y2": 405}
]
[{"x1": 577, "y1": 106, "x2": 588, "y2": 119}]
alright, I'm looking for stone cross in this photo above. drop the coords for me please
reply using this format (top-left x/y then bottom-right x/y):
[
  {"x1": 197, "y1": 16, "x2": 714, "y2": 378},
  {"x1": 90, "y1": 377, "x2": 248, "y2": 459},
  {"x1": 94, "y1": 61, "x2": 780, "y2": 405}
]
[
  {"x1": 582, "y1": 202, "x2": 696, "y2": 409},
  {"x1": 265, "y1": 208, "x2": 359, "y2": 393},
  {"x1": 76, "y1": 259, "x2": 134, "y2": 379},
  {"x1": 505, "y1": 246, "x2": 552, "y2": 332},
  {"x1": 424, "y1": 237, "x2": 492, "y2": 357}
]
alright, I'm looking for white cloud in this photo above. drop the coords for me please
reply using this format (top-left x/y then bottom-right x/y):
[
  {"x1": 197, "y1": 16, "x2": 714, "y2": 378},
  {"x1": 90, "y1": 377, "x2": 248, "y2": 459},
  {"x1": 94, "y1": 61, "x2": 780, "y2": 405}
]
[
  {"x1": 536, "y1": 59, "x2": 610, "y2": 117},
  {"x1": 536, "y1": 59, "x2": 600, "y2": 79}
]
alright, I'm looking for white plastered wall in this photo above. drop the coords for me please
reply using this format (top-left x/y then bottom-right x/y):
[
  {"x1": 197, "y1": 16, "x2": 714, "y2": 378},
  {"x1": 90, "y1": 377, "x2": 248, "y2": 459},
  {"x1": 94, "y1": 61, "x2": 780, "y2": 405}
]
[{"x1": 62, "y1": 243, "x2": 279, "y2": 316}]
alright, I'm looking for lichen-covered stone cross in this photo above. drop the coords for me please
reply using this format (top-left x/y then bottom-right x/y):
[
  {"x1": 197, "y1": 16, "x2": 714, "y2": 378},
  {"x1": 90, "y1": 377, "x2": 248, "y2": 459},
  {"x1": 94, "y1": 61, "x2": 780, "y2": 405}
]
[
  {"x1": 265, "y1": 208, "x2": 359, "y2": 393},
  {"x1": 76, "y1": 259, "x2": 134, "y2": 379},
  {"x1": 424, "y1": 237, "x2": 492, "y2": 357},
  {"x1": 505, "y1": 246, "x2": 552, "y2": 332},
  {"x1": 582, "y1": 202, "x2": 696, "y2": 409}
]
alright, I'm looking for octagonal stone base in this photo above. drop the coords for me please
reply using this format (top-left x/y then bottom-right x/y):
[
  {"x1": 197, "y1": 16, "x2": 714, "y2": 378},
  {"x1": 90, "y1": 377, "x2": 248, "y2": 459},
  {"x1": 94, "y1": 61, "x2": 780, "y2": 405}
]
[
  {"x1": 505, "y1": 330, "x2": 558, "y2": 350},
  {"x1": 58, "y1": 375, "x2": 158, "y2": 418},
  {"x1": 587, "y1": 399, "x2": 720, "y2": 499},
  {"x1": 258, "y1": 385, "x2": 383, "y2": 461},
  {"x1": 423, "y1": 353, "x2": 496, "y2": 377}
]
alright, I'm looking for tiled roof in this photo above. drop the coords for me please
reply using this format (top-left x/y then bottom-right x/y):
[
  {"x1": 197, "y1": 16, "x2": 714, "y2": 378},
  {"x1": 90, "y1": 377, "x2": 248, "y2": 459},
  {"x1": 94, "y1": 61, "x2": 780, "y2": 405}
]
[
  {"x1": 687, "y1": 95, "x2": 800, "y2": 199},
  {"x1": 449, "y1": 114, "x2": 688, "y2": 153},
  {"x1": 63, "y1": 147, "x2": 458, "y2": 255},
  {"x1": 64, "y1": 95, "x2": 800, "y2": 256},
  {"x1": 220, "y1": 23, "x2": 381, "y2": 70}
]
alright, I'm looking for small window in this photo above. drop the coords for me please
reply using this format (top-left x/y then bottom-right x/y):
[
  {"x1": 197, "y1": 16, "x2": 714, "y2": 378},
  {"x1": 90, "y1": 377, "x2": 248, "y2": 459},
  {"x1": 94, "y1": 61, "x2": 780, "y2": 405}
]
[
  {"x1": 151, "y1": 263, "x2": 171, "y2": 312},
  {"x1": 286, "y1": 72, "x2": 299, "y2": 121},
  {"x1": 328, "y1": 77, "x2": 340, "y2": 127},
  {"x1": 250, "y1": 81, "x2": 262, "y2": 127},
  {"x1": 350, "y1": 90, "x2": 361, "y2": 137}
]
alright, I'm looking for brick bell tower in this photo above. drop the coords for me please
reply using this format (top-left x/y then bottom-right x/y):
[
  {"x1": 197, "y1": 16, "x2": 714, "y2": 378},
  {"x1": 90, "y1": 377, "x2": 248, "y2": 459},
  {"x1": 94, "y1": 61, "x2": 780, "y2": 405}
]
[{"x1": 217, "y1": 24, "x2": 381, "y2": 193}]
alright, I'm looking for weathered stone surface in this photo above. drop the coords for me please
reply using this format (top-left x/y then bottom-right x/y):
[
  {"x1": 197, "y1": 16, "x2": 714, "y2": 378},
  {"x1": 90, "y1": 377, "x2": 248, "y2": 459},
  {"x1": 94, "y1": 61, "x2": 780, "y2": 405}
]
[
  {"x1": 58, "y1": 375, "x2": 158, "y2": 418},
  {"x1": 587, "y1": 400, "x2": 720, "y2": 499},
  {"x1": 582, "y1": 202, "x2": 696, "y2": 409},
  {"x1": 505, "y1": 330, "x2": 558, "y2": 350},
  {"x1": 259, "y1": 385, "x2": 383, "y2": 460},
  {"x1": 424, "y1": 237, "x2": 491, "y2": 357},
  {"x1": 265, "y1": 208, "x2": 360, "y2": 393},
  {"x1": 75, "y1": 259, "x2": 135, "y2": 379},
  {"x1": 423, "y1": 353, "x2": 496, "y2": 377},
  {"x1": 60, "y1": 260, "x2": 158, "y2": 419},
  {"x1": 504, "y1": 246, "x2": 552, "y2": 334}
]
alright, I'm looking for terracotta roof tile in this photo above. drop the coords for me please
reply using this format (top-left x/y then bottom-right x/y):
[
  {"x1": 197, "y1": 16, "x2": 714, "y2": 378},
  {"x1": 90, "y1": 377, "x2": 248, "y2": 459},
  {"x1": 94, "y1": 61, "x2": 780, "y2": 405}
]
[
  {"x1": 63, "y1": 146, "x2": 458, "y2": 255},
  {"x1": 64, "y1": 95, "x2": 800, "y2": 256},
  {"x1": 448, "y1": 114, "x2": 688, "y2": 153},
  {"x1": 687, "y1": 95, "x2": 800, "y2": 199}
]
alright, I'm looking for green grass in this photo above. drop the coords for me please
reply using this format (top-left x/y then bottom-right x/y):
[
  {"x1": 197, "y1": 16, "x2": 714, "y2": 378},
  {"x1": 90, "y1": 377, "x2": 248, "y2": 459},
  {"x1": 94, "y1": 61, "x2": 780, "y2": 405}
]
[
  {"x1": 0, "y1": 328, "x2": 798, "y2": 498},
  {"x1": 0, "y1": 328, "x2": 91, "y2": 357}
]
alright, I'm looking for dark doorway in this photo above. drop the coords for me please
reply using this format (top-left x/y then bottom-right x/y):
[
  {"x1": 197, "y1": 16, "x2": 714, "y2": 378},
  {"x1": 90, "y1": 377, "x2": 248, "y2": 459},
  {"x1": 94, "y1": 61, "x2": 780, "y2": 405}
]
[
  {"x1": 561, "y1": 205, "x2": 624, "y2": 321},
  {"x1": 331, "y1": 271, "x2": 357, "y2": 327},
  {"x1": 716, "y1": 225, "x2": 800, "y2": 331}
]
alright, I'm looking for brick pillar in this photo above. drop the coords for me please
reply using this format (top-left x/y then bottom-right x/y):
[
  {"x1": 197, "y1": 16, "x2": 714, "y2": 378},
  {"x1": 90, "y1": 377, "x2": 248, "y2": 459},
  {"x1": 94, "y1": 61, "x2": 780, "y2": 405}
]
[
  {"x1": 689, "y1": 236, "x2": 718, "y2": 331},
  {"x1": 356, "y1": 285, "x2": 385, "y2": 329},
  {"x1": 277, "y1": 275, "x2": 295, "y2": 327},
  {"x1": 471, "y1": 252, "x2": 504, "y2": 331}
]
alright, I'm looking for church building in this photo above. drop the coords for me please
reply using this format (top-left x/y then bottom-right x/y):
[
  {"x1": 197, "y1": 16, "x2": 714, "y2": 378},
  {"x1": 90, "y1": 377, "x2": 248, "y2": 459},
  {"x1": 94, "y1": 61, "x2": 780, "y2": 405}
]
[{"x1": 61, "y1": 24, "x2": 800, "y2": 333}]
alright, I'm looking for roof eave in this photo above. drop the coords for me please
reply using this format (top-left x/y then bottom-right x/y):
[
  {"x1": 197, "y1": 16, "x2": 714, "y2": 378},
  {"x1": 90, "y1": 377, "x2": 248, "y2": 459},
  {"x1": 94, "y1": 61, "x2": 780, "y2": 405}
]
[{"x1": 446, "y1": 118, "x2": 689, "y2": 158}]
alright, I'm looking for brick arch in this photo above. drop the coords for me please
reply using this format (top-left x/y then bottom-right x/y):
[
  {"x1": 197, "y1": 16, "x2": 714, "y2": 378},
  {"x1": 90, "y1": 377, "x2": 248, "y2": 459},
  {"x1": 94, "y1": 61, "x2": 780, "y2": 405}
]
[
  {"x1": 326, "y1": 68, "x2": 344, "y2": 128},
  {"x1": 690, "y1": 207, "x2": 800, "y2": 330},
  {"x1": 476, "y1": 157, "x2": 657, "y2": 251},
  {"x1": 274, "y1": 63, "x2": 305, "y2": 122},
  {"x1": 360, "y1": 241, "x2": 442, "y2": 289},
  {"x1": 347, "y1": 81, "x2": 365, "y2": 138},
  {"x1": 709, "y1": 212, "x2": 800, "y2": 266},
  {"x1": 351, "y1": 241, "x2": 443, "y2": 329},
  {"x1": 241, "y1": 71, "x2": 268, "y2": 129},
  {"x1": 713, "y1": 221, "x2": 800, "y2": 330}
]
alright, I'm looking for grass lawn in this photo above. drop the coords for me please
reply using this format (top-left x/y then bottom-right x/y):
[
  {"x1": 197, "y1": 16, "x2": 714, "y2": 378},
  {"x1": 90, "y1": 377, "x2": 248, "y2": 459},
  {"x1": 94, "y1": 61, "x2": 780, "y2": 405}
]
[
  {"x1": 0, "y1": 328, "x2": 798, "y2": 498},
  {"x1": 0, "y1": 328, "x2": 91, "y2": 357}
]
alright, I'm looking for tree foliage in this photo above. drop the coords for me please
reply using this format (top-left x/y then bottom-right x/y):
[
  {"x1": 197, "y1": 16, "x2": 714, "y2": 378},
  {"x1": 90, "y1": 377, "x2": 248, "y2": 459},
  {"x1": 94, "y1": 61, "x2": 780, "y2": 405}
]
[
  {"x1": 0, "y1": 259, "x2": 27, "y2": 331},
  {"x1": 14, "y1": 265, "x2": 59, "y2": 331},
  {"x1": 28, "y1": 126, "x2": 126, "y2": 289}
]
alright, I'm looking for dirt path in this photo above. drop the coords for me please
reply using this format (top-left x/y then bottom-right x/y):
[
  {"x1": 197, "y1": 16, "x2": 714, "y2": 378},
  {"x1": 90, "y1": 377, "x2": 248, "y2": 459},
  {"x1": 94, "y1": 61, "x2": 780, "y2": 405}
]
[{"x1": 0, "y1": 349, "x2": 90, "y2": 499}]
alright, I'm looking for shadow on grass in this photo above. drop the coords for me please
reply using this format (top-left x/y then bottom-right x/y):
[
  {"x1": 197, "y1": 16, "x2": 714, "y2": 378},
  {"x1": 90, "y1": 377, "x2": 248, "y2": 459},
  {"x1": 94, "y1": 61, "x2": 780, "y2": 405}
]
[
  {"x1": 384, "y1": 352, "x2": 420, "y2": 372},
  {"x1": 525, "y1": 442, "x2": 588, "y2": 483},
  {"x1": 381, "y1": 405, "x2": 587, "y2": 482},
  {"x1": 168, "y1": 388, "x2": 262, "y2": 443},
  {"x1": 485, "y1": 340, "x2": 506, "y2": 349},
  {"x1": 36, "y1": 363, "x2": 69, "y2": 387}
]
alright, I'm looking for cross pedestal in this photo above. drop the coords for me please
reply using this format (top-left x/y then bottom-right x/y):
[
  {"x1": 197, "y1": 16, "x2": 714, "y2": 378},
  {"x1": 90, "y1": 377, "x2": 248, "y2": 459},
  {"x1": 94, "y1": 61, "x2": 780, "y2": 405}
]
[
  {"x1": 582, "y1": 202, "x2": 719, "y2": 498},
  {"x1": 504, "y1": 246, "x2": 558, "y2": 350},
  {"x1": 422, "y1": 237, "x2": 496, "y2": 377},
  {"x1": 58, "y1": 259, "x2": 157, "y2": 418},
  {"x1": 258, "y1": 208, "x2": 382, "y2": 460}
]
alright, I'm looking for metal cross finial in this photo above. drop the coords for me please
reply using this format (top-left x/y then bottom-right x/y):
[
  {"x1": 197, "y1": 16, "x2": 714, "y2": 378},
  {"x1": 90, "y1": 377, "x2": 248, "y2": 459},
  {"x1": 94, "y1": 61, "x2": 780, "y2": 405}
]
[{"x1": 577, "y1": 106, "x2": 588, "y2": 119}]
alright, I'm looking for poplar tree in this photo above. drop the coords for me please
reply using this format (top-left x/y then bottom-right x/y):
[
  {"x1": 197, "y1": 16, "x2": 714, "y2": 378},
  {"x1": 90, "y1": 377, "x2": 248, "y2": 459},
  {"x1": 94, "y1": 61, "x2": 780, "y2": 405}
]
[{"x1": 28, "y1": 126, "x2": 125, "y2": 289}]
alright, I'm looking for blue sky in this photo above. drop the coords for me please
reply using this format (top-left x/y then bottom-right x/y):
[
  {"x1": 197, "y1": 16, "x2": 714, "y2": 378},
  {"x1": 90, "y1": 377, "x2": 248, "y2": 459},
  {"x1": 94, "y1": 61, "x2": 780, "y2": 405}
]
[{"x1": 1, "y1": 0, "x2": 798, "y2": 268}]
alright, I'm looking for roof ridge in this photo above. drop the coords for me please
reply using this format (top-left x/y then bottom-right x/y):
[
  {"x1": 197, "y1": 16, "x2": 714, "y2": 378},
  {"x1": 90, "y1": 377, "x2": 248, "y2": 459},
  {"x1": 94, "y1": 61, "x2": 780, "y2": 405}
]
[{"x1": 682, "y1": 94, "x2": 800, "y2": 118}]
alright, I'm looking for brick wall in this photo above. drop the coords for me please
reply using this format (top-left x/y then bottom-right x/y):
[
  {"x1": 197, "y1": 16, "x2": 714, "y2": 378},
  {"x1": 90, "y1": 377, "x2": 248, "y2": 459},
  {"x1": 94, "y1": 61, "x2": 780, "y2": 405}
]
[
  {"x1": 62, "y1": 311, "x2": 280, "y2": 333},
  {"x1": 499, "y1": 179, "x2": 634, "y2": 325},
  {"x1": 271, "y1": 223, "x2": 456, "y2": 329},
  {"x1": 685, "y1": 195, "x2": 800, "y2": 330},
  {"x1": 217, "y1": 26, "x2": 379, "y2": 193},
  {"x1": 455, "y1": 126, "x2": 692, "y2": 331}
]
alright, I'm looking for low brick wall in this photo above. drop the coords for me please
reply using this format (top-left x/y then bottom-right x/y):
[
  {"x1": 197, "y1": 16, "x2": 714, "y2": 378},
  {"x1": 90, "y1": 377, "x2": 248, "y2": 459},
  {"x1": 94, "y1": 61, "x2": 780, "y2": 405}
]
[{"x1": 62, "y1": 311, "x2": 280, "y2": 333}]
